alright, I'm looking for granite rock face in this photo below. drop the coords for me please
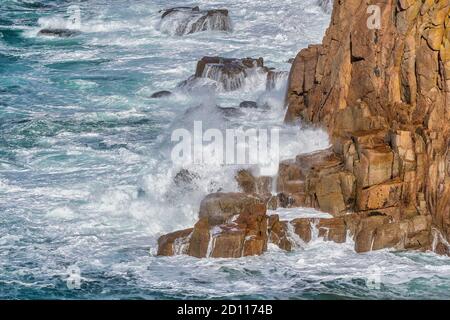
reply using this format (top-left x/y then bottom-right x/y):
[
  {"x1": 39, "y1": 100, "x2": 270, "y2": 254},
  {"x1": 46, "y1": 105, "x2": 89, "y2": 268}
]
[{"x1": 283, "y1": 0, "x2": 449, "y2": 255}]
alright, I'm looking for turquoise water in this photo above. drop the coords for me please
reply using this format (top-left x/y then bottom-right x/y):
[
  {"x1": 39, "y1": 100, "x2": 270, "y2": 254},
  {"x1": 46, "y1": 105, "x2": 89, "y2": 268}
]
[{"x1": 1, "y1": 0, "x2": 449, "y2": 300}]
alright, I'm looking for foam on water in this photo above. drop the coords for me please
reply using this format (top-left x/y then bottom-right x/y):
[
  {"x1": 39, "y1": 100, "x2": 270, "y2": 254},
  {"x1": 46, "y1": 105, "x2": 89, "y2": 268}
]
[{"x1": 0, "y1": 0, "x2": 449, "y2": 299}]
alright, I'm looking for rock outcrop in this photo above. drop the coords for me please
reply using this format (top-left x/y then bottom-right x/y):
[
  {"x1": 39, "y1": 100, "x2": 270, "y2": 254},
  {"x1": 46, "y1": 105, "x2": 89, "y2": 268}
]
[
  {"x1": 158, "y1": 6, "x2": 232, "y2": 36},
  {"x1": 157, "y1": 0, "x2": 450, "y2": 258},
  {"x1": 38, "y1": 28, "x2": 80, "y2": 37},
  {"x1": 179, "y1": 56, "x2": 266, "y2": 92},
  {"x1": 158, "y1": 193, "x2": 269, "y2": 258},
  {"x1": 284, "y1": 0, "x2": 449, "y2": 254},
  {"x1": 317, "y1": 0, "x2": 333, "y2": 14}
]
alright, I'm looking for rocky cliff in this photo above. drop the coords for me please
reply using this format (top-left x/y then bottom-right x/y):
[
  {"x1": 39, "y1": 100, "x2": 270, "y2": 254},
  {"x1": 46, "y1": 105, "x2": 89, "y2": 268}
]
[
  {"x1": 157, "y1": 0, "x2": 450, "y2": 258},
  {"x1": 285, "y1": 0, "x2": 450, "y2": 252}
]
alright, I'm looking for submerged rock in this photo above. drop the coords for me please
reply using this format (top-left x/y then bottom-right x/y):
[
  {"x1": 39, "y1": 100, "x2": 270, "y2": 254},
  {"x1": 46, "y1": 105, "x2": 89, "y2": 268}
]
[
  {"x1": 150, "y1": 90, "x2": 172, "y2": 98},
  {"x1": 159, "y1": 6, "x2": 232, "y2": 36},
  {"x1": 37, "y1": 28, "x2": 80, "y2": 38}
]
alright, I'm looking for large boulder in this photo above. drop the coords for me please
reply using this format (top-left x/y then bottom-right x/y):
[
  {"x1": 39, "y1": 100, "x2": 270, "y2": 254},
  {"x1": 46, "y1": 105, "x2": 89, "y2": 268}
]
[
  {"x1": 183, "y1": 56, "x2": 264, "y2": 91},
  {"x1": 38, "y1": 28, "x2": 80, "y2": 37},
  {"x1": 159, "y1": 7, "x2": 232, "y2": 36},
  {"x1": 157, "y1": 193, "x2": 269, "y2": 258}
]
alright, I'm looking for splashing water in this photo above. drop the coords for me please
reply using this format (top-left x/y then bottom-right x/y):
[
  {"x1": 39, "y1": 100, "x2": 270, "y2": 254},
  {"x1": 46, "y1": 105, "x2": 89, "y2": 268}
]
[
  {"x1": 0, "y1": 0, "x2": 449, "y2": 299},
  {"x1": 158, "y1": 8, "x2": 232, "y2": 36}
]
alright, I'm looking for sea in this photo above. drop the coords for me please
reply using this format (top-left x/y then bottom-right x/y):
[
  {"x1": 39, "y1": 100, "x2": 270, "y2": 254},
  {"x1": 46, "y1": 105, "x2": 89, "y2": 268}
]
[{"x1": 0, "y1": 0, "x2": 449, "y2": 299}]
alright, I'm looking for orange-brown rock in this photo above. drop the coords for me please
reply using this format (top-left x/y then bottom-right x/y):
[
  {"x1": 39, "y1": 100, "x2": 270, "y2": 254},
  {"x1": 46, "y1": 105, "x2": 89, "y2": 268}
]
[
  {"x1": 198, "y1": 192, "x2": 266, "y2": 225},
  {"x1": 356, "y1": 179, "x2": 403, "y2": 211},
  {"x1": 284, "y1": 0, "x2": 450, "y2": 254},
  {"x1": 287, "y1": 149, "x2": 356, "y2": 216}
]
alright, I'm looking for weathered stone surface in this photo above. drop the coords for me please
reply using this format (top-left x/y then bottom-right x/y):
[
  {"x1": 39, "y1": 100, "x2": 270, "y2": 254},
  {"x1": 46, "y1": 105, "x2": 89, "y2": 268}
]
[
  {"x1": 157, "y1": 228, "x2": 193, "y2": 256},
  {"x1": 291, "y1": 218, "x2": 313, "y2": 243},
  {"x1": 239, "y1": 101, "x2": 258, "y2": 108},
  {"x1": 277, "y1": 160, "x2": 305, "y2": 192},
  {"x1": 268, "y1": 215, "x2": 293, "y2": 251},
  {"x1": 159, "y1": 193, "x2": 268, "y2": 258},
  {"x1": 354, "y1": 214, "x2": 432, "y2": 253},
  {"x1": 159, "y1": 7, "x2": 232, "y2": 36},
  {"x1": 291, "y1": 149, "x2": 356, "y2": 216},
  {"x1": 235, "y1": 169, "x2": 272, "y2": 197},
  {"x1": 266, "y1": 70, "x2": 289, "y2": 91},
  {"x1": 157, "y1": 0, "x2": 450, "y2": 258},
  {"x1": 316, "y1": 218, "x2": 347, "y2": 243},
  {"x1": 354, "y1": 215, "x2": 393, "y2": 253},
  {"x1": 209, "y1": 226, "x2": 246, "y2": 258},
  {"x1": 312, "y1": 173, "x2": 347, "y2": 216},
  {"x1": 356, "y1": 179, "x2": 403, "y2": 211},
  {"x1": 188, "y1": 218, "x2": 211, "y2": 258},
  {"x1": 199, "y1": 192, "x2": 266, "y2": 225},
  {"x1": 38, "y1": 28, "x2": 80, "y2": 37}
]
